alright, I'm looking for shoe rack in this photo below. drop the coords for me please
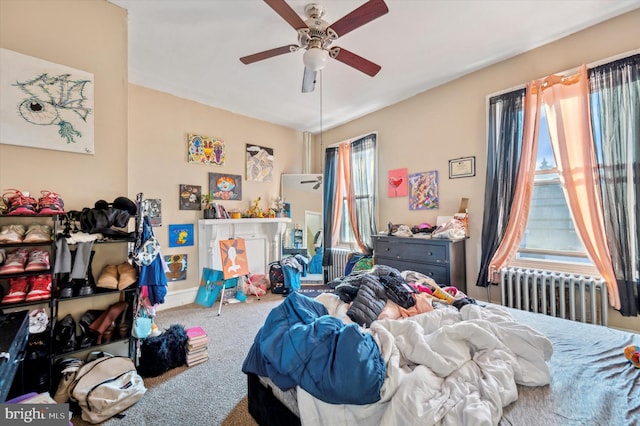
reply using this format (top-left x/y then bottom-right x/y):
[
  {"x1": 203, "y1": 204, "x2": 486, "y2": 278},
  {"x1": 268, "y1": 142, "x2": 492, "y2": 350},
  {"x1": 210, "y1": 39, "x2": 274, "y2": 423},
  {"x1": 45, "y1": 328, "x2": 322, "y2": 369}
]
[{"x1": 0, "y1": 194, "x2": 143, "y2": 399}]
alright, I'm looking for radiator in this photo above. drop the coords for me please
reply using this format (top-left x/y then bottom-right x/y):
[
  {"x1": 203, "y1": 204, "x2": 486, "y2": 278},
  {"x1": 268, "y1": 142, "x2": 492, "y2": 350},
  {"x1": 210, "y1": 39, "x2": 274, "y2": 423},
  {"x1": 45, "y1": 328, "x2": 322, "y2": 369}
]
[
  {"x1": 324, "y1": 248, "x2": 351, "y2": 282},
  {"x1": 500, "y1": 267, "x2": 608, "y2": 326}
]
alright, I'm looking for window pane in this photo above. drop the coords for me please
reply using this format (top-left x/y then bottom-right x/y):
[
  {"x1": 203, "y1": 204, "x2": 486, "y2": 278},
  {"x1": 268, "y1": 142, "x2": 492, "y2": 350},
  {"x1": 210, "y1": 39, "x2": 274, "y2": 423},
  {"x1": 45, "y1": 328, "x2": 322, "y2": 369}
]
[{"x1": 518, "y1": 109, "x2": 592, "y2": 265}]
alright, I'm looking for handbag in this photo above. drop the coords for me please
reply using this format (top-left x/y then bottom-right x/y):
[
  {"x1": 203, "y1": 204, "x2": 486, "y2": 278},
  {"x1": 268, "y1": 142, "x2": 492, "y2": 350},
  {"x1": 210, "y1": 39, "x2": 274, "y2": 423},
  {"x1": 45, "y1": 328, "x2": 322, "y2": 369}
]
[
  {"x1": 134, "y1": 216, "x2": 160, "y2": 266},
  {"x1": 132, "y1": 304, "x2": 152, "y2": 339}
]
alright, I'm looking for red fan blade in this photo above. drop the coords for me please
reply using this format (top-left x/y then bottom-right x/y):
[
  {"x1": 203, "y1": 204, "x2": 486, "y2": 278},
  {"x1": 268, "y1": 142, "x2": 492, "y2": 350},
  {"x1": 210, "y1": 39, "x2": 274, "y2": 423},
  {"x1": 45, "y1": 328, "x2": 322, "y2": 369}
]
[
  {"x1": 240, "y1": 45, "x2": 298, "y2": 64},
  {"x1": 327, "y1": 0, "x2": 389, "y2": 38},
  {"x1": 264, "y1": 0, "x2": 308, "y2": 30},
  {"x1": 302, "y1": 68, "x2": 316, "y2": 93},
  {"x1": 329, "y1": 47, "x2": 381, "y2": 77}
]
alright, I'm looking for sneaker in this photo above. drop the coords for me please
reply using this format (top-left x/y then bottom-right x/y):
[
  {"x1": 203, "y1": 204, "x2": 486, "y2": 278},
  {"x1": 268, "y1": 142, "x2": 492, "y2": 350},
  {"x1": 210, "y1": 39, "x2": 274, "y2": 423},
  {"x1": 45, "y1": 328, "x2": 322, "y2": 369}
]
[
  {"x1": 26, "y1": 274, "x2": 52, "y2": 302},
  {"x1": 2, "y1": 276, "x2": 29, "y2": 303},
  {"x1": 37, "y1": 191, "x2": 65, "y2": 215},
  {"x1": 3, "y1": 189, "x2": 38, "y2": 215},
  {"x1": 0, "y1": 248, "x2": 29, "y2": 274},
  {"x1": 23, "y1": 224, "x2": 52, "y2": 243},
  {"x1": 25, "y1": 249, "x2": 50, "y2": 272},
  {"x1": 0, "y1": 224, "x2": 26, "y2": 243}
]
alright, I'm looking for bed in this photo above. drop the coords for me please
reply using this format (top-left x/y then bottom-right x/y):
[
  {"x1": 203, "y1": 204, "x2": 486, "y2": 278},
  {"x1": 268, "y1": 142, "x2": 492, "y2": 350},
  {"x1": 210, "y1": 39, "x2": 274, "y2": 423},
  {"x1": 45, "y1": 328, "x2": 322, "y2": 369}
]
[{"x1": 243, "y1": 279, "x2": 640, "y2": 426}]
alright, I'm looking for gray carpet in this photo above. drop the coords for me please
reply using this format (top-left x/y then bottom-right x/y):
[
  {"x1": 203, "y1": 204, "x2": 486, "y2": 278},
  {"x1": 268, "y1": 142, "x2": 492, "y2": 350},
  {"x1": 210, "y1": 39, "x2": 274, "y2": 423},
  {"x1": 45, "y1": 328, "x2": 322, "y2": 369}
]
[{"x1": 103, "y1": 293, "x2": 284, "y2": 426}]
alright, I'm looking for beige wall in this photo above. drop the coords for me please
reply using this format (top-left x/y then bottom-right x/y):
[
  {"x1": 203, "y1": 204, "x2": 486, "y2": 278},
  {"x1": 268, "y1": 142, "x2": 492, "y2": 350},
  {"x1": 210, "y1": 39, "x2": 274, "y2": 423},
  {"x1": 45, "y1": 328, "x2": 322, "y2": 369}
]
[{"x1": 318, "y1": 9, "x2": 640, "y2": 330}]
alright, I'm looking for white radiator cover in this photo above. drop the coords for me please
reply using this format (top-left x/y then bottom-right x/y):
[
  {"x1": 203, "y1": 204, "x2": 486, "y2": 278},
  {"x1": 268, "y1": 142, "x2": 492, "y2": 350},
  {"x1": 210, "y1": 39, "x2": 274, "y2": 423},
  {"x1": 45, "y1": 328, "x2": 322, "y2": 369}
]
[{"x1": 500, "y1": 267, "x2": 608, "y2": 326}]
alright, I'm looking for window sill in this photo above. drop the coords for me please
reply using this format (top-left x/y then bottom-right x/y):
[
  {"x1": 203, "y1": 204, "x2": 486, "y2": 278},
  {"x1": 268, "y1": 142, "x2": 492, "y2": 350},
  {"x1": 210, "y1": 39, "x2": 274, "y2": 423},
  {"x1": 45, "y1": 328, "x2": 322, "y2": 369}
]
[{"x1": 509, "y1": 259, "x2": 601, "y2": 278}]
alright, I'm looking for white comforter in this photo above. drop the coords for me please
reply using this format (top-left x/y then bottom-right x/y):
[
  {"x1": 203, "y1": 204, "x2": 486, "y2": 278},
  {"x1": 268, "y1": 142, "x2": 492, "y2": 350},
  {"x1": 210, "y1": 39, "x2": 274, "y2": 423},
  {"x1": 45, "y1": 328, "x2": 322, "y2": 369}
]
[{"x1": 298, "y1": 300, "x2": 553, "y2": 426}]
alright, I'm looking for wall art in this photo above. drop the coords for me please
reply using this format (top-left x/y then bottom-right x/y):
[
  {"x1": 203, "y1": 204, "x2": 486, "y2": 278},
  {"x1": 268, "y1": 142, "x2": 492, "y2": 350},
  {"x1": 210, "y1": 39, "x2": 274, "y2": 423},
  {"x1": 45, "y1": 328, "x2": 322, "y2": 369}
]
[
  {"x1": 219, "y1": 238, "x2": 249, "y2": 279},
  {"x1": 187, "y1": 133, "x2": 225, "y2": 165},
  {"x1": 164, "y1": 254, "x2": 187, "y2": 281},
  {"x1": 144, "y1": 198, "x2": 162, "y2": 226},
  {"x1": 449, "y1": 156, "x2": 476, "y2": 178},
  {"x1": 168, "y1": 223, "x2": 194, "y2": 247},
  {"x1": 208, "y1": 172, "x2": 242, "y2": 200},
  {"x1": 179, "y1": 184, "x2": 201, "y2": 210},
  {"x1": 409, "y1": 170, "x2": 439, "y2": 210},
  {"x1": 0, "y1": 48, "x2": 94, "y2": 154},
  {"x1": 246, "y1": 144, "x2": 274, "y2": 182},
  {"x1": 388, "y1": 168, "x2": 408, "y2": 197}
]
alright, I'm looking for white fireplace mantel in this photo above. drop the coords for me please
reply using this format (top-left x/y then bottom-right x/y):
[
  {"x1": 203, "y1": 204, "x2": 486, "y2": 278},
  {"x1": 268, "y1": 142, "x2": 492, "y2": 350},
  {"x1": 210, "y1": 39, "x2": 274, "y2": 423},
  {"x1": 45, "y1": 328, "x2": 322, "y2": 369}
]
[{"x1": 198, "y1": 218, "x2": 291, "y2": 279}]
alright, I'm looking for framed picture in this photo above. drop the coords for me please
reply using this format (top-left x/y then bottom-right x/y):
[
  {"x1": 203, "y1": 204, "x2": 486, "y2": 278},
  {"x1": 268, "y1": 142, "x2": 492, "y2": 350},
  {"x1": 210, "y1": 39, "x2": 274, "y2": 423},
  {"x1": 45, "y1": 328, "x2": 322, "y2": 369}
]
[
  {"x1": 246, "y1": 144, "x2": 274, "y2": 182},
  {"x1": 168, "y1": 224, "x2": 194, "y2": 247},
  {"x1": 409, "y1": 171, "x2": 439, "y2": 210},
  {"x1": 179, "y1": 184, "x2": 201, "y2": 210},
  {"x1": 449, "y1": 156, "x2": 476, "y2": 179},
  {"x1": 388, "y1": 168, "x2": 408, "y2": 197},
  {"x1": 164, "y1": 254, "x2": 187, "y2": 281},
  {"x1": 208, "y1": 172, "x2": 242, "y2": 200}
]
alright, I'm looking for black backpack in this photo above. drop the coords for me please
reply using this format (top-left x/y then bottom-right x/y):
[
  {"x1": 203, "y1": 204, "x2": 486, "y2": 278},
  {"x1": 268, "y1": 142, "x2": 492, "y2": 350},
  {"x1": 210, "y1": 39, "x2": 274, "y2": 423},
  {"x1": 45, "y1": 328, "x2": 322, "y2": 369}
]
[{"x1": 269, "y1": 261, "x2": 288, "y2": 294}]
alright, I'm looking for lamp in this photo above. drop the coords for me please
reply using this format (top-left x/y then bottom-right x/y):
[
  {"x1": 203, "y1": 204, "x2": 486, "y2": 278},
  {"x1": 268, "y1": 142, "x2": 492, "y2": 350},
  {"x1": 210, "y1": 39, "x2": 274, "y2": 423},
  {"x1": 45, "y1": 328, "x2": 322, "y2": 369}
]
[{"x1": 303, "y1": 47, "x2": 329, "y2": 71}]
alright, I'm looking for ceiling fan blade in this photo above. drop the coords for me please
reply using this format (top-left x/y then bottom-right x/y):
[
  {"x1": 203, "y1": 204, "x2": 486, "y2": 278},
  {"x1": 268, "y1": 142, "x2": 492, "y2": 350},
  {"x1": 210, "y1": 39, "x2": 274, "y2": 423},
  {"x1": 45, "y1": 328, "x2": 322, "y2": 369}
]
[
  {"x1": 329, "y1": 47, "x2": 381, "y2": 77},
  {"x1": 264, "y1": 0, "x2": 308, "y2": 30},
  {"x1": 301, "y1": 68, "x2": 316, "y2": 93},
  {"x1": 327, "y1": 0, "x2": 389, "y2": 38},
  {"x1": 240, "y1": 45, "x2": 298, "y2": 64}
]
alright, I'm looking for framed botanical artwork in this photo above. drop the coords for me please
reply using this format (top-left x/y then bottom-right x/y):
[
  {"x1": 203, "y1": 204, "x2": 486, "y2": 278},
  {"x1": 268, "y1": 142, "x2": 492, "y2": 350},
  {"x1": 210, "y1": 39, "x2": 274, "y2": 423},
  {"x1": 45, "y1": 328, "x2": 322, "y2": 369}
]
[
  {"x1": 179, "y1": 184, "x2": 201, "y2": 210},
  {"x1": 187, "y1": 133, "x2": 225, "y2": 165},
  {"x1": 208, "y1": 172, "x2": 242, "y2": 200},
  {"x1": 246, "y1": 144, "x2": 274, "y2": 182},
  {"x1": 0, "y1": 48, "x2": 95, "y2": 154},
  {"x1": 449, "y1": 156, "x2": 476, "y2": 179},
  {"x1": 219, "y1": 238, "x2": 249, "y2": 279},
  {"x1": 388, "y1": 168, "x2": 408, "y2": 197},
  {"x1": 409, "y1": 171, "x2": 439, "y2": 210},
  {"x1": 164, "y1": 254, "x2": 187, "y2": 281},
  {"x1": 168, "y1": 224, "x2": 194, "y2": 247}
]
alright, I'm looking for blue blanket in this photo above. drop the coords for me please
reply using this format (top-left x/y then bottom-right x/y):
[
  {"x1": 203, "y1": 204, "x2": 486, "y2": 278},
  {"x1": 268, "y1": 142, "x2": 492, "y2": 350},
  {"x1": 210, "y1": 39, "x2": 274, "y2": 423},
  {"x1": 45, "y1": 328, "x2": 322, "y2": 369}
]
[{"x1": 242, "y1": 292, "x2": 385, "y2": 405}]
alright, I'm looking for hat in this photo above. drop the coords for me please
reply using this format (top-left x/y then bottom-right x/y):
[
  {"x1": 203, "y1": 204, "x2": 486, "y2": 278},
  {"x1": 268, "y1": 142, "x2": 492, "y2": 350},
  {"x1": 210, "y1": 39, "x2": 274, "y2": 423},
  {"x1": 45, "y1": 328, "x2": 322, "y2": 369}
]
[{"x1": 113, "y1": 196, "x2": 137, "y2": 215}]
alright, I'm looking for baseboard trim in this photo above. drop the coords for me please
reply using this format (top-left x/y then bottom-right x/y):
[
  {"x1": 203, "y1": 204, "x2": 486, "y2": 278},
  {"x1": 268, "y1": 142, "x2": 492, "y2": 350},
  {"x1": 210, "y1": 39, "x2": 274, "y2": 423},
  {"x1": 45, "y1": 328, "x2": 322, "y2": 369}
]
[{"x1": 156, "y1": 287, "x2": 198, "y2": 311}]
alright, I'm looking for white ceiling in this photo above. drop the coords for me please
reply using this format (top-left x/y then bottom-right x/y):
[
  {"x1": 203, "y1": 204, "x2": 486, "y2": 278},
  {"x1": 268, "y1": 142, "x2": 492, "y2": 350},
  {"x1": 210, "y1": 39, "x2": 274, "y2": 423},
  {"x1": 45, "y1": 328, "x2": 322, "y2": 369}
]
[{"x1": 108, "y1": 0, "x2": 640, "y2": 133}]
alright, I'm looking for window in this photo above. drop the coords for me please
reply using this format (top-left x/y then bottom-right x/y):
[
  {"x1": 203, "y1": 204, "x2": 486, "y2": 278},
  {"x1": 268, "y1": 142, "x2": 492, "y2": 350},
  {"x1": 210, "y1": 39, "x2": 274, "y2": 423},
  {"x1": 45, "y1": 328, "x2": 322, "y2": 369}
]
[{"x1": 515, "y1": 108, "x2": 595, "y2": 269}]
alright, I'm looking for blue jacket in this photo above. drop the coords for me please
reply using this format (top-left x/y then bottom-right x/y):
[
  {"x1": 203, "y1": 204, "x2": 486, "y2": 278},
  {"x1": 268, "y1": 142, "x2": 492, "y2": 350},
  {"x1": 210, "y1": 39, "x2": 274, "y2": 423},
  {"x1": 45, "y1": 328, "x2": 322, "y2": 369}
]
[{"x1": 242, "y1": 292, "x2": 385, "y2": 405}]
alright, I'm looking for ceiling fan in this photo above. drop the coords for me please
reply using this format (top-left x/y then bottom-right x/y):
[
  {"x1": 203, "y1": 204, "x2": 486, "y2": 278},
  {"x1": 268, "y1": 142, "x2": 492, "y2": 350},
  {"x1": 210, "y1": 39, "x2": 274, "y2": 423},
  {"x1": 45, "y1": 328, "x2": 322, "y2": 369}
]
[
  {"x1": 301, "y1": 175, "x2": 322, "y2": 190},
  {"x1": 240, "y1": 0, "x2": 389, "y2": 93}
]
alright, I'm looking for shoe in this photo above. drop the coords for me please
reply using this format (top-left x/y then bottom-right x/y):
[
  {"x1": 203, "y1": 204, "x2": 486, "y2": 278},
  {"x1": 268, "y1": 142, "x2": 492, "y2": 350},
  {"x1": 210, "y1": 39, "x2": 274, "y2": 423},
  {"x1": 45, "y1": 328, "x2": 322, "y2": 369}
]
[
  {"x1": 0, "y1": 248, "x2": 28, "y2": 274},
  {"x1": 54, "y1": 314, "x2": 77, "y2": 354},
  {"x1": 57, "y1": 276, "x2": 76, "y2": 298},
  {"x1": 25, "y1": 274, "x2": 52, "y2": 302},
  {"x1": 37, "y1": 190, "x2": 65, "y2": 215},
  {"x1": 0, "y1": 224, "x2": 26, "y2": 243},
  {"x1": 3, "y1": 189, "x2": 38, "y2": 215},
  {"x1": 96, "y1": 264, "x2": 118, "y2": 289},
  {"x1": 78, "y1": 310, "x2": 103, "y2": 348},
  {"x1": 76, "y1": 278, "x2": 95, "y2": 296},
  {"x1": 117, "y1": 262, "x2": 137, "y2": 289},
  {"x1": 2, "y1": 276, "x2": 30, "y2": 303},
  {"x1": 23, "y1": 223, "x2": 52, "y2": 243},
  {"x1": 24, "y1": 249, "x2": 50, "y2": 272}
]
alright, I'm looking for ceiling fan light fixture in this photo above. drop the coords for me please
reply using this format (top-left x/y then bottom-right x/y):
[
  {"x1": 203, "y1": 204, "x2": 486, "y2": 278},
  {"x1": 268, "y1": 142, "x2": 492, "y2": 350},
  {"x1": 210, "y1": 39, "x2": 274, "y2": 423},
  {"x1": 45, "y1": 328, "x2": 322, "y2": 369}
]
[{"x1": 303, "y1": 47, "x2": 329, "y2": 71}]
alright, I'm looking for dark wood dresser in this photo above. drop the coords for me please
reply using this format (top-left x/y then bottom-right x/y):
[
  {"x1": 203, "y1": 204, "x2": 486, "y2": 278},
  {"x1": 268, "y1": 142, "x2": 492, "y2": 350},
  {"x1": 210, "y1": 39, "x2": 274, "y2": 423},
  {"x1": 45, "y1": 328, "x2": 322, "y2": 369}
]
[
  {"x1": 0, "y1": 310, "x2": 29, "y2": 402},
  {"x1": 372, "y1": 235, "x2": 467, "y2": 292}
]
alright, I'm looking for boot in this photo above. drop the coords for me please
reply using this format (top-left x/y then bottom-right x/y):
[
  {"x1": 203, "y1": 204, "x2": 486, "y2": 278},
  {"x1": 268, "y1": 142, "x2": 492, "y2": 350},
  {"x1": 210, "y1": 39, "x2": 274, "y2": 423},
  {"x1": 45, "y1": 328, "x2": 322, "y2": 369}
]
[
  {"x1": 78, "y1": 309, "x2": 103, "y2": 348},
  {"x1": 89, "y1": 301, "x2": 128, "y2": 345},
  {"x1": 54, "y1": 314, "x2": 77, "y2": 354},
  {"x1": 97, "y1": 264, "x2": 118, "y2": 289},
  {"x1": 117, "y1": 262, "x2": 137, "y2": 290}
]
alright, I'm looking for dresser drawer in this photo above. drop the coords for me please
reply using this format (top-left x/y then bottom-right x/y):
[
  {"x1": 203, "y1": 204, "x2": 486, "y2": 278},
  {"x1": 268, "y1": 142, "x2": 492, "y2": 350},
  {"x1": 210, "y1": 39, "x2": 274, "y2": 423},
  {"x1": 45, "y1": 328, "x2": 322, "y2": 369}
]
[
  {"x1": 374, "y1": 257, "x2": 449, "y2": 284},
  {"x1": 373, "y1": 238, "x2": 448, "y2": 264}
]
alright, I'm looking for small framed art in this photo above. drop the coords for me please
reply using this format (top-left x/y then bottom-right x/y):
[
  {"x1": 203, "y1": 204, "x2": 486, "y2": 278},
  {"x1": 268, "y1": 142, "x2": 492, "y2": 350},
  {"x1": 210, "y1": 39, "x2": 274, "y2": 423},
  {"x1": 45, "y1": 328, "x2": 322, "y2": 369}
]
[{"x1": 449, "y1": 156, "x2": 476, "y2": 179}]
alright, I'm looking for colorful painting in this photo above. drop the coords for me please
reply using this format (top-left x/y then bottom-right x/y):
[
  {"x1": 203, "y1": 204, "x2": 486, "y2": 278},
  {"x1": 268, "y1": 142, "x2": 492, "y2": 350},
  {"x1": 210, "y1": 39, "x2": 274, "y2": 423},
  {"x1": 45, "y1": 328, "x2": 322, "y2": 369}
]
[
  {"x1": 144, "y1": 198, "x2": 162, "y2": 226},
  {"x1": 168, "y1": 223, "x2": 194, "y2": 247},
  {"x1": 246, "y1": 144, "x2": 274, "y2": 182},
  {"x1": 219, "y1": 238, "x2": 249, "y2": 279},
  {"x1": 0, "y1": 48, "x2": 94, "y2": 154},
  {"x1": 209, "y1": 172, "x2": 242, "y2": 200},
  {"x1": 409, "y1": 171, "x2": 439, "y2": 210},
  {"x1": 164, "y1": 254, "x2": 187, "y2": 281},
  {"x1": 388, "y1": 168, "x2": 408, "y2": 197},
  {"x1": 187, "y1": 133, "x2": 225, "y2": 165},
  {"x1": 179, "y1": 184, "x2": 201, "y2": 210}
]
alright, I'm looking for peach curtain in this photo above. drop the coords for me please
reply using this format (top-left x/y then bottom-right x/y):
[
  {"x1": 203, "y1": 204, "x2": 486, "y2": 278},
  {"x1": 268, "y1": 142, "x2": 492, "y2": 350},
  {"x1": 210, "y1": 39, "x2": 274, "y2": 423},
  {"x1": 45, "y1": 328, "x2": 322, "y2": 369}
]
[
  {"x1": 330, "y1": 143, "x2": 350, "y2": 245},
  {"x1": 541, "y1": 65, "x2": 619, "y2": 309},
  {"x1": 488, "y1": 81, "x2": 542, "y2": 281}
]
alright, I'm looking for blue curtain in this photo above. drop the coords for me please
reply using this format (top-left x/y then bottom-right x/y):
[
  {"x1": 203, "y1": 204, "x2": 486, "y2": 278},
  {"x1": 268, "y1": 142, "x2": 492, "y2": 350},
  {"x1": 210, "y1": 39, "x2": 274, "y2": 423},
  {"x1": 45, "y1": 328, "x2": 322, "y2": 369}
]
[
  {"x1": 589, "y1": 54, "x2": 640, "y2": 316},
  {"x1": 475, "y1": 89, "x2": 526, "y2": 287},
  {"x1": 322, "y1": 147, "x2": 339, "y2": 267}
]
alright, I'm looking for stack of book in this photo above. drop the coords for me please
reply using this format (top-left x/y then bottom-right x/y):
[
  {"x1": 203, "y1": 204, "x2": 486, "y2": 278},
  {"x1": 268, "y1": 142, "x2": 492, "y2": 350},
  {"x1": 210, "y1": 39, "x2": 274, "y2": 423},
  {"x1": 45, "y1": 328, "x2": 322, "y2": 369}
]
[{"x1": 185, "y1": 326, "x2": 209, "y2": 367}]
